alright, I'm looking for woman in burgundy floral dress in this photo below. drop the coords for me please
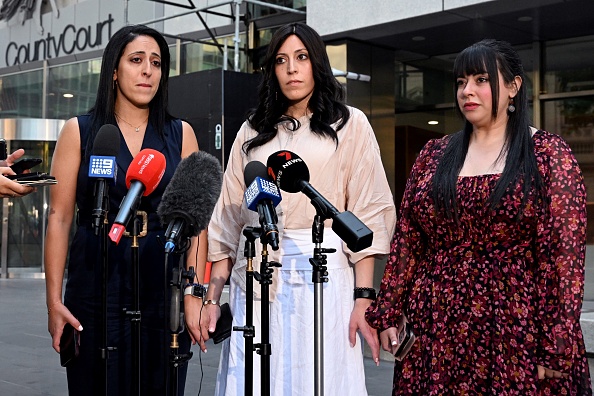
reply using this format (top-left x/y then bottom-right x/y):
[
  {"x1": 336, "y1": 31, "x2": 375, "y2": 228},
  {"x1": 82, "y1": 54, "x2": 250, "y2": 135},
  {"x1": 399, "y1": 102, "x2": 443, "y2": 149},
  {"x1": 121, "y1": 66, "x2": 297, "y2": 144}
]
[{"x1": 366, "y1": 39, "x2": 592, "y2": 395}]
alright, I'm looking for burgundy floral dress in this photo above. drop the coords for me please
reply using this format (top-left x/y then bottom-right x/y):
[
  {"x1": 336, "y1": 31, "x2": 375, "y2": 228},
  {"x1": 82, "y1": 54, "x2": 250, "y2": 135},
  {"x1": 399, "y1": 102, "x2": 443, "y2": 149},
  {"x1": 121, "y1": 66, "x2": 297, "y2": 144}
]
[{"x1": 366, "y1": 130, "x2": 592, "y2": 395}]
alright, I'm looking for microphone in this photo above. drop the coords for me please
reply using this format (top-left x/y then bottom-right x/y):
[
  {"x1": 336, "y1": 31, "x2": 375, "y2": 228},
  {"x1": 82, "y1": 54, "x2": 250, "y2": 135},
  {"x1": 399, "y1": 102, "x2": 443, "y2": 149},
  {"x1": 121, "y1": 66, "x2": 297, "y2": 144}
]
[
  {"x1": 243, "y1": 161, "x2": 281, "y2": 251},
  {"x1": 88, "y1": 125, "x2": 120, "y2": 234},
  {"x1": 266, "y1": 150, "x2": 373, "y2": 252},
  {"x1": 109, "y1": 149, "x2": 166, "y2": 244},
  {"x1": 157, "y1": 151, "x2": 223, "y2": 254}
]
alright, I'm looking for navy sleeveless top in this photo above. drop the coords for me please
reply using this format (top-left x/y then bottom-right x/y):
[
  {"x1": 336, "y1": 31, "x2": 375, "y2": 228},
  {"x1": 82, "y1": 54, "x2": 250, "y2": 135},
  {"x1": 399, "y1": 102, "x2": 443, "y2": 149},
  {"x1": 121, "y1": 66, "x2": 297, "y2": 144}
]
[
  {"x1": 75, "y1": 114, "x2": 183, "y2": 223},
  {"x1": 65, "y1": 114, "x2": 184, "y2": 307},
  {"x1": 62, "y1": 114, "x2": 191, "y2": 394}
]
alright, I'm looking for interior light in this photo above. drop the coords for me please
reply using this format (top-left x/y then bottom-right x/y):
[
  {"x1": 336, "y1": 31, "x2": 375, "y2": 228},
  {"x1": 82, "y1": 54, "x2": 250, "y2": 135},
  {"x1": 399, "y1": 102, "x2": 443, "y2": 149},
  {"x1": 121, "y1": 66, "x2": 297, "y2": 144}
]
[
  {"x1": 428, "y1": 120, "x2": 439, "y2": 125},
  {"x1": 63, "y1": 93, "x2": 74, "y2": 98}
]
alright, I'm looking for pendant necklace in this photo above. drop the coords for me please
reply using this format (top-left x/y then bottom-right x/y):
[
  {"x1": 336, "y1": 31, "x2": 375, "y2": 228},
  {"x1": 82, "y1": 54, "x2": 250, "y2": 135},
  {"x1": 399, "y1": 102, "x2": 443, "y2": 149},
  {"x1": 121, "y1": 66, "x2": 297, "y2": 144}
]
[{"x1": 115, "y1": 113, "x2": 148, "y2": 132}]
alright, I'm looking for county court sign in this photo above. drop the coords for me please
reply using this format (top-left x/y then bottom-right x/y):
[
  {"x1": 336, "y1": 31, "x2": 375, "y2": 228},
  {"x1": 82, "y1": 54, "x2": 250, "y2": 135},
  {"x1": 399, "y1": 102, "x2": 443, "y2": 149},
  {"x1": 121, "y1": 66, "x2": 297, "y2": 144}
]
[{"x1": 0, "y1": 0, "x2": 125, "y2": 70}]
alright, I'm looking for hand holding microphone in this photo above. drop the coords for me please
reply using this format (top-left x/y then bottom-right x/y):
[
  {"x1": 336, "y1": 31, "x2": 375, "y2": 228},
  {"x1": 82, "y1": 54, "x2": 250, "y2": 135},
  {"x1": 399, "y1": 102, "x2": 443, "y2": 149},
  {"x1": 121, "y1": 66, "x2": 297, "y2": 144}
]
[
  {"x1": 243, "y1": 161, "x2": 282, "y2": 250},
  {"x1": 267, "y1": 150, "x2": 373, "y2": 252},
  {"x1": 109, "y1": 149, "x2": 166, "y2": 244}
]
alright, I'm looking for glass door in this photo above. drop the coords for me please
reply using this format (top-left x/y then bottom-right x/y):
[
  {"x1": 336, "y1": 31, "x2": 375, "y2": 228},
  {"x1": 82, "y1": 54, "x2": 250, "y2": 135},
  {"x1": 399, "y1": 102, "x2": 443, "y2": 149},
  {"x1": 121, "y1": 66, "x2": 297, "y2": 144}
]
[{"x1": 3, "y1": 140, "x2": 54, "y2": 277}]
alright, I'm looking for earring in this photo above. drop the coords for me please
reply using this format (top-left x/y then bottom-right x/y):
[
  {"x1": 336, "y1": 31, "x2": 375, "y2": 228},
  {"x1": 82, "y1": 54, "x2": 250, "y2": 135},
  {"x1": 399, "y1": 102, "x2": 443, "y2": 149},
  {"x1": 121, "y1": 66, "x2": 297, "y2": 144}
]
[{"x1": 508, "y1": 98, "x2": 516, "y2": 113}]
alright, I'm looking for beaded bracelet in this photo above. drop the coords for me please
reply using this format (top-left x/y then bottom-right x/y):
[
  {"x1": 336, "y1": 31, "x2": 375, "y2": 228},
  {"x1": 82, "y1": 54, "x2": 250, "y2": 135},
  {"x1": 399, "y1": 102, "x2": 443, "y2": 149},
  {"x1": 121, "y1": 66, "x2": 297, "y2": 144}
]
[
  {"x1": 203, "y1": 299, "x2": 220, "y2": 306},
  {"x1": 353, "y1": 287, "x2": 376, "y2": 300}
]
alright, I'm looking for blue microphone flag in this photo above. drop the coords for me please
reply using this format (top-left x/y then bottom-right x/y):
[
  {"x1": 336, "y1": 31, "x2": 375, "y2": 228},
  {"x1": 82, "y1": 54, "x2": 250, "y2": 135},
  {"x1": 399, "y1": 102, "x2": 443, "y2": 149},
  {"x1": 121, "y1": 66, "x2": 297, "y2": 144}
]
[
  {"x1": 88, "y1": 155, "x2": 117, "y2": 181},
  {"x1": 244, "y1": 176, "x2": 281, "y2": 211}
]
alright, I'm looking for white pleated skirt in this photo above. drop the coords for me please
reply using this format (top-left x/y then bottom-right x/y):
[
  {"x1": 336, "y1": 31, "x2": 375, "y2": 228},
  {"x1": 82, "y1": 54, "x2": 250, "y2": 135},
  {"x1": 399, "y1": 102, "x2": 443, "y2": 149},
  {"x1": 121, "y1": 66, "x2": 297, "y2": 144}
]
[{"x1": 214, "y1": 228, "x2": 369, "y2": 396}]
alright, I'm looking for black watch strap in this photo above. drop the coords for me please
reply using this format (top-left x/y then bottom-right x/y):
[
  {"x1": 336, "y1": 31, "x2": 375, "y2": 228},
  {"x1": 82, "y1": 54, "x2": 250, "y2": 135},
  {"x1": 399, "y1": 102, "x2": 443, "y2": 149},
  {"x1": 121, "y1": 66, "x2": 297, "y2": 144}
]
[{"x1": 354, "y1": 287, "x2": 376, "y2": 300}]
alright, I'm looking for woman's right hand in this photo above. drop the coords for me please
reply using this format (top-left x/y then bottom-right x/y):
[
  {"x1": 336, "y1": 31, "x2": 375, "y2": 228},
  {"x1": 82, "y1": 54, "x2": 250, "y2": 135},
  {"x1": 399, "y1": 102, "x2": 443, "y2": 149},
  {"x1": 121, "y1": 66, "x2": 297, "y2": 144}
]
[
  {"x1": 379, "y1": 327, "x2": 400, "y2": 355},
  {"x1": 47, "y1": 302, "x2": 82, "y2": 353},
  {"x1": 197, "y1": 303, "x2": 221, "y2": 353}
]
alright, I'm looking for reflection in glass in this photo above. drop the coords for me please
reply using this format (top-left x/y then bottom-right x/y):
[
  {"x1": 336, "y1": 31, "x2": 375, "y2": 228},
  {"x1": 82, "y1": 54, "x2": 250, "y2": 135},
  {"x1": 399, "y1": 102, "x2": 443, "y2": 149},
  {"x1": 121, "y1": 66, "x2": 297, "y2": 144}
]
[
  {"x1": 544, "y1": 36, "x2": 594, "y2": 94},
  {"x1": 47, "y1": 60, "x2": 101, "y2": 119},
  {"x1": 183, "y1": 36, "x2": 247, "y2": 73},
  {"x1": 0, "y1": 70, "x2": 43, "y2": 118},
  {"x1": 544, "y1": 97, "x2": 594, "y2": 138}
]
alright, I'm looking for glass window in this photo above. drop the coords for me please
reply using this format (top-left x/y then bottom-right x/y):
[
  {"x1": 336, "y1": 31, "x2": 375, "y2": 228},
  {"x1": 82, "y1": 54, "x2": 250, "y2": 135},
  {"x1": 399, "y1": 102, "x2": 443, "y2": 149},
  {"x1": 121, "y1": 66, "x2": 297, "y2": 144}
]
[
  {"x1": 395, "y1": 58, "x2": 455, "y2": 110},
  {"x1": 182, "y1": 36, "x2": 247, "y2": 73},
  {"x1": 326, "y1": 43, "x2": 347, "y2": 84},
  {"x1": 0, "y1": 70, "x2": 43, "y2": 118},
  {"x1": 543, "y1": 96, "x2": 594, "y2": 192},
  {"x1": 170, "y1": 44, "x2": 179, "y2": 77},
  {"x1": 543, "y1": 36, "x2": 594, "y2": 94},
  {"x1": 47, "y1": 60, "x2": 101, "y2": 119},
  {"x1": 249, "y1": 0, "x2": 306, "y2": 18},
  {"x1": 543, "y1": 97, "x2": 594, "y2": 137}
]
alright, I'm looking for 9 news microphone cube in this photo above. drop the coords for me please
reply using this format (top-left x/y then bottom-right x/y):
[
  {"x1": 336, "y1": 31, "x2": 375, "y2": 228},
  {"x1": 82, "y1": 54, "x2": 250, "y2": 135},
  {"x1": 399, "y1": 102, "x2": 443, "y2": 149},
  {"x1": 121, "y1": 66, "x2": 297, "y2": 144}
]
[
  {"x1": 244, "y1": 176, "x2": 281, "y2": 211},
  {"x1": 88, "y1": 155, "x2": 117, "y2": 180}
]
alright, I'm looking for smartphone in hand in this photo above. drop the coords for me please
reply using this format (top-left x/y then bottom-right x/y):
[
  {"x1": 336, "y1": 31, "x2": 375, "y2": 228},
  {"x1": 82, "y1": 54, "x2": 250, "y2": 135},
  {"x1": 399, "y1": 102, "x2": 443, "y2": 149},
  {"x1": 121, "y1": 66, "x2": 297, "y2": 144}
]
[
  {"x1": 208, "y1": 302, "x2": 233, "y2": 344},
  {"x1": 10, "y1": 158, "x2": 42, "y2": 174},
  {"x1": 60, "y1": 323, "x2": 80, "y2": 367},
  {"x1": 393, "y1": 315, "x2": 416, "y2": 362}
]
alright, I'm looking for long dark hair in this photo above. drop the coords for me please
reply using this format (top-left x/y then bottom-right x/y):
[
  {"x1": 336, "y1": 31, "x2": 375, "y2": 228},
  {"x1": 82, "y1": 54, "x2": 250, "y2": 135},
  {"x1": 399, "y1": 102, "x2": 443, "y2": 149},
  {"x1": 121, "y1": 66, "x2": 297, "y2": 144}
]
[
  {"x1": 243, "y1": 22, "x2": 350, "y2": 153},
  {"x1": 86, "y1": 24, "x2": 172, "y2": 157},
  {"x1": 432, "y1": 39, "x2": 544, "y2": 219}
]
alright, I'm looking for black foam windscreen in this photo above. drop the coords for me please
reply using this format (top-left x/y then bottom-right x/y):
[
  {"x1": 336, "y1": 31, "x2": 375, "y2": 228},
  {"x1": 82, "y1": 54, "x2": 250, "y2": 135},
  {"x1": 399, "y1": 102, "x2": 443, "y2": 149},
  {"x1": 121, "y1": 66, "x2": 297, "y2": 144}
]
[
  {"x1": 157, "y1": 151, "x2": 223, "y2": 236},
  {"x1": 92, "y1": 124, "x2": 120, "y2": 156},
  {"x1": 266, "y1": 150, "x2": 310, "y2": 193},
  {"x1": 243, "y1": 161, "x2": 268, "y2": 186}
]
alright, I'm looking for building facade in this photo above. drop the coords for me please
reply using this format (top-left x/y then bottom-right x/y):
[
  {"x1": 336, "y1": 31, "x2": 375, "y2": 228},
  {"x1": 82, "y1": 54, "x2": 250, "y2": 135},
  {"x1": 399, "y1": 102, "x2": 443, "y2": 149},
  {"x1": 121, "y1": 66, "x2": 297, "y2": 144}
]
[{"x1": 0, "y1": 0, "x2": 593, "y2": 299}]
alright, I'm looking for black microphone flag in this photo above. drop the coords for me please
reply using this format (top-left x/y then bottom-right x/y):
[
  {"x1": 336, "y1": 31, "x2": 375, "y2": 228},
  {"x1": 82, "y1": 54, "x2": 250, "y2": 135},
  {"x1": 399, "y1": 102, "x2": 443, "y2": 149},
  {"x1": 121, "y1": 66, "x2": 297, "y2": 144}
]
[{"x1": 267, "y1": 150, "x2": 373, "y2": 252}]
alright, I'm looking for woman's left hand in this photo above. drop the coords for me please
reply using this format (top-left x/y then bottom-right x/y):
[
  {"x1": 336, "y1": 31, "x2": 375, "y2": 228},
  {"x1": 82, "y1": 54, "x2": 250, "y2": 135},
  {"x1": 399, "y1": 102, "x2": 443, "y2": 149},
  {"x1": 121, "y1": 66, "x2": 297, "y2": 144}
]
[
  {"x1": 537, "y1": 365, "x2": 568, "y2": 379},
  {"x1": 349, "y1": 298, "x2": 380, "y2": 366}
]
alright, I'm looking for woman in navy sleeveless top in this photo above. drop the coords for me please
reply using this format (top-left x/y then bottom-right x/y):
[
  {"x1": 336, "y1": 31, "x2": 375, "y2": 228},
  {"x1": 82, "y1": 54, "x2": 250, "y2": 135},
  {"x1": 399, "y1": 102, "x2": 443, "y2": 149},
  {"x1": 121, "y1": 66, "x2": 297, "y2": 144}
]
[{"x1": 44, "y1": 25, "x2": 206, "y2": 395}]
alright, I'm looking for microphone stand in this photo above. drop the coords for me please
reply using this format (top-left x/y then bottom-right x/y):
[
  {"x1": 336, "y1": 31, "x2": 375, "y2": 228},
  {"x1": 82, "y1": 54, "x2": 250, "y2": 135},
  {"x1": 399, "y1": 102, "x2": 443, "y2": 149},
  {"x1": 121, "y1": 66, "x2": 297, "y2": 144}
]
[
  {"x1": 123, "y1": 217, "x2": 142, "y2": 396},
  {"x1": 166, "y1": 241, "x2": 195, "y2": 396},
  {"x1": 91, "y1": 181, "x2": 114, "y2": 396},
  {"x1": 254, "y1": 238, "x2": 281, "y2": 396},
  {"x1": 233, "y1": 227, "x2": 260, "y2": 396},
  {"x1": 308, "y1": 214, "x2": 335, "y2": 396},
  {"x1": 234, "y1": 226, "x2": 280, "y2": 396}
]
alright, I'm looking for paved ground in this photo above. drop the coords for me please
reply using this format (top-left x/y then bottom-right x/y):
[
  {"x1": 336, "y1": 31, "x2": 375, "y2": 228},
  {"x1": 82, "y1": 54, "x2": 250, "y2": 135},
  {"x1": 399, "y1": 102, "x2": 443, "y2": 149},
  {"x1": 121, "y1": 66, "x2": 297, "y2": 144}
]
[
  {"x1": 0, "y1": 278, "x2": 393, "y2": 395},
  {"x1": 7, "y1": 278, "x2": 592, "y2": 395}
]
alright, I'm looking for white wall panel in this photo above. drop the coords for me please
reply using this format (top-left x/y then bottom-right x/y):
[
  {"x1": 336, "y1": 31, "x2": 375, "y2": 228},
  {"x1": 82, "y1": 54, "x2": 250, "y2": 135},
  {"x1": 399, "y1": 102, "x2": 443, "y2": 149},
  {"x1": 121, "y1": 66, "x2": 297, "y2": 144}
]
[{"x1": 307, "y1": 0, "x2": 499, "y2": 37}]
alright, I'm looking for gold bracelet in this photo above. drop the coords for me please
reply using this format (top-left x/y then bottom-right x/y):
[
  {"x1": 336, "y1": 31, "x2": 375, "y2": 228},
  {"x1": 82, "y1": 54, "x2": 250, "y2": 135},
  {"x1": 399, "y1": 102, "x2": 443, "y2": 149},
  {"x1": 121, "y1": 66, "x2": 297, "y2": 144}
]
[{"x1": 203, "y1": 299, "x2": 220, "y2": 306}]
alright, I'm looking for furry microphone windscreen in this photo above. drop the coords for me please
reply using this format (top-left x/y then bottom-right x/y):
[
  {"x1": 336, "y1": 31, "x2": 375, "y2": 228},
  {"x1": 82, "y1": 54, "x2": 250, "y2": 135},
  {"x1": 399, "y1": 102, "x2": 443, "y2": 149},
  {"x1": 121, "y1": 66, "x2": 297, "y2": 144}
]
[{"x1": 157, "y1": 151, "x2": 223, "y2": 236}]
